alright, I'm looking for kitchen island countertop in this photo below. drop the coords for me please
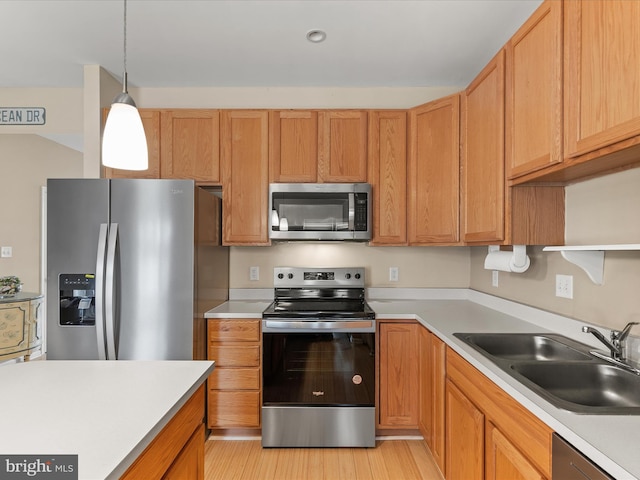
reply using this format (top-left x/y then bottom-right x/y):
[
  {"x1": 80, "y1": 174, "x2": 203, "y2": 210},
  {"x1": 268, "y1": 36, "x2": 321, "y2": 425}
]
[
  {"x1": 0, "y1": 360, "x2": 214, "y2": 480},
  {"x1": 205, "y1": 289, "x2": 640, "y2": 479}
]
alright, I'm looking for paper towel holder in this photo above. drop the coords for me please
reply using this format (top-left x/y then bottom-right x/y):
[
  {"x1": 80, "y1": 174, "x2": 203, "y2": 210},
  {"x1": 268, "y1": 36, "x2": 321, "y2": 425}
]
[{"x1": 484, "y1": 245, "x2": 530, "y2": 273}]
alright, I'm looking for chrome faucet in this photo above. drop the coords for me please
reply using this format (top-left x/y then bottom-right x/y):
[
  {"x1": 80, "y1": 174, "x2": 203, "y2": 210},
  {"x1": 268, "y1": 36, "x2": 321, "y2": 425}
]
[{"x1": 582, "y1": 322, "x2": 639, "y2": 361}]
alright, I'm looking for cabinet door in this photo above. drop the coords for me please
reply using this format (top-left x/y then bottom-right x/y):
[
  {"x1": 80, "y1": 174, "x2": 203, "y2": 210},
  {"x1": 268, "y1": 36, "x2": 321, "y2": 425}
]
[
  {"x1": 0, "y1": 302, "x2": 28, "y2": 358},
  {"x1": 506, "y1": 0, "x2": 562, "y2": 179},
  {"x1": 446, "y1": 379, "x2": 484, "y2": 480},
  {"x1": 486, "y1": 422, "x2": 546, "y2": 480},
  {"x1": 378, "y1": 322, "x2": 419, "y2": 428},
  {"x1": 102, "y1": 109, "x2": 161, "y2": 179},
  {"x1": 270, "y1": 110, "x2": 318, "y2": 182},
  {"x1": 461, "y1": 50, "x2": 506, "y2": 244},
  {"x1": 430, "y1": 333, "x2": 446, "y2": 475},
  {"x1": 418, "y1": 327, "x2": 432, "y2": 443},
  {"x1": 564, "y1": 0, "x2": 640, "y2": 158},
  {"x1": 161, "y1": 110, "x2": 220, "y2": 182},
  {"x1": 221, "y1": 110, "x2": 270, "y2": 245},
  {"x1": 408, "y1": 94, "x2": 460, "y2": 245},
  {"x1": 162, "y1": 424, "x2": 205, "y2": 480},
  {"x1": 368, "y1": 110, "x2": 407, "y2": 245},
  {"x1": 318, "y1": 111, "x2": 368, "y2": 182}
]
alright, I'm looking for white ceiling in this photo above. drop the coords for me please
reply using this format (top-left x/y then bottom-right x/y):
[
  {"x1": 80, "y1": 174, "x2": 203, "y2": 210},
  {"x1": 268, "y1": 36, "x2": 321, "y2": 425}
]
[{"x1": 0, "y1": 0, "x2": 543, "y2": 89}]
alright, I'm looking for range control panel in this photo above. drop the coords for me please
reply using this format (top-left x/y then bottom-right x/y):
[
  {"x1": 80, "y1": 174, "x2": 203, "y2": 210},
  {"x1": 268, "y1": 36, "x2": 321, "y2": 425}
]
[{"x1": 273, "y1": 267, "x2": 365, "y2": 288}]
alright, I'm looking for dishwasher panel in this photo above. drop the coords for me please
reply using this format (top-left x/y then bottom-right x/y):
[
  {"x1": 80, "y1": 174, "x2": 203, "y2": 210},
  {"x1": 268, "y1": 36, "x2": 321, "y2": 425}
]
[{"x1": 552, "y1": 434, "x2": 613, "y2": 480}]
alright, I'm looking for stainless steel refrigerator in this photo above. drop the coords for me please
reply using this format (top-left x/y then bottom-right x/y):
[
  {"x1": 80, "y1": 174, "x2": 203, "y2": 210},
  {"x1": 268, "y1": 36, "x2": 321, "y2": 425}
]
[{"x1": 46, "y1": 179, "x2": 229, "y2": 360}]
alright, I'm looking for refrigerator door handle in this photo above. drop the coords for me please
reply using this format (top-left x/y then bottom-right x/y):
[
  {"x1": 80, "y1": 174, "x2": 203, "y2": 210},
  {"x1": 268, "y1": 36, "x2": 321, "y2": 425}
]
[
  {"x1": 95, "y1": 223, "x2": 109, "y2": 360},
  {"x1": 105, "y1": 223, "x2": 119, "y2": 360}
]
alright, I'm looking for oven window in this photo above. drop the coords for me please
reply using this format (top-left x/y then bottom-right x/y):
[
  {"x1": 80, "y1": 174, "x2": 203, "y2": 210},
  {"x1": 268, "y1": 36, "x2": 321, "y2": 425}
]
[{"x1": 263, "y1": 332, "x2": 375, "y2": 406}]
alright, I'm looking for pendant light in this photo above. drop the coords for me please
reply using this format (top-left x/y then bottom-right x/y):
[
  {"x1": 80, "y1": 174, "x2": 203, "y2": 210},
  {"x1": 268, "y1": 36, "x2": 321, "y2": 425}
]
[{"x1": 102, "y1": 0, "x2": 148, "y2": 171}]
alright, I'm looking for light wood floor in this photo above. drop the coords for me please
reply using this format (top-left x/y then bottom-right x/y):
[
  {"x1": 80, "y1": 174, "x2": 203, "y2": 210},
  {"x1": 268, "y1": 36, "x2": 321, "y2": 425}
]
[{"x1": 204, "y1": 439, "x2": 444, "y2": 480}]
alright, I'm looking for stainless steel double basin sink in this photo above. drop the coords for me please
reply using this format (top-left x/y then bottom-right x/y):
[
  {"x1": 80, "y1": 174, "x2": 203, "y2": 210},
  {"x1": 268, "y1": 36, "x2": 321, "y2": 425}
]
[{"x1": 454, "y1": 332, "x2": 640, "y2": 414}]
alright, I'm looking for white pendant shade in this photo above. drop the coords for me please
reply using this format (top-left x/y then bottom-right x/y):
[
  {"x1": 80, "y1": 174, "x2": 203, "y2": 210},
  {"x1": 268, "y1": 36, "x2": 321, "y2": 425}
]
[{"x1": 102, "y1": 101, "x2": 148, "y2": 171}]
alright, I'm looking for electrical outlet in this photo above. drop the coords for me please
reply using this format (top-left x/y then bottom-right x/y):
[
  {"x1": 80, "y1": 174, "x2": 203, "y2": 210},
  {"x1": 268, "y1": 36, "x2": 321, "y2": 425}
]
[
  {"x1": 556, "y1": 274, "x2": 573, "y2": 299},
  {"x1": 492, "y1": 270, "x2": 499, "y2": 287},
  {"x1": 389, "y1": 267, "x2": 399, "y2": 282},
  {"x1": 249, "y1": 266, "x2": 259, "y2": 281},
  {"x1": 1, "y1": 246, "x2": 12, "y2": 258}
]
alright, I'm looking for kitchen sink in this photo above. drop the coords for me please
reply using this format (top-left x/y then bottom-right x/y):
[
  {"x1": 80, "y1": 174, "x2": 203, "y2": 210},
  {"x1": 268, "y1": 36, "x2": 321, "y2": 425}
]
[
  {"x1": 454, "y1": 333, "x2": 593, "y2": 361},
  {"x1": 454, "y1": 332, "x2": 640, "y2": 414},
  {"x1": 512, "y1": 362, "x2": 640, "y2": 413}
]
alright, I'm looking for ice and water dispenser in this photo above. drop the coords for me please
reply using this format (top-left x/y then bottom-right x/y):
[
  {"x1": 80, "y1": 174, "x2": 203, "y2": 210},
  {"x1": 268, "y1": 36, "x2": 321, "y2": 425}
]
[{"x1": 59, "y1": 273, "x2": 96, "y2": 325}]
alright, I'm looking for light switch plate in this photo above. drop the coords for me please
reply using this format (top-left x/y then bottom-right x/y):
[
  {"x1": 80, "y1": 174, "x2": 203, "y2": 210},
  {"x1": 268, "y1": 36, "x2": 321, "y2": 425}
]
[
  {"x1": 1, "y1": 246, "x2": 12, "y2": 258},
  {"x1": 249, "y1": 266, "x2": 259, "y2": 281},
  {"x1": 389, "y1": 267, "x2": 399, "y2": 282}
]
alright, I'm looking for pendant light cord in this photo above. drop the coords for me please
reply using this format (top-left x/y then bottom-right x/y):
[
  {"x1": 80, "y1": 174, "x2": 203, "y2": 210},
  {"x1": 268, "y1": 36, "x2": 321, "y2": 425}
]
[{"x1": 122, "y1": 0, "x2": 128, "y2": 94}]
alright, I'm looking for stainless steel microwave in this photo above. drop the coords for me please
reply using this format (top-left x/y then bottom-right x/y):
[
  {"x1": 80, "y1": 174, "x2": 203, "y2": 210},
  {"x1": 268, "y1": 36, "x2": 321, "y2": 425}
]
[{"x1": 269, "y1": 183, "x2": 371, "y2": 241}]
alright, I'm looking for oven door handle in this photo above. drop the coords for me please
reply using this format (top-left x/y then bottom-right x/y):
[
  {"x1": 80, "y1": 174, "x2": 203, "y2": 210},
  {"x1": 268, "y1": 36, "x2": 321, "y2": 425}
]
[{"x1": 263, "y1": 320, "x2": 374, "y2": 331}]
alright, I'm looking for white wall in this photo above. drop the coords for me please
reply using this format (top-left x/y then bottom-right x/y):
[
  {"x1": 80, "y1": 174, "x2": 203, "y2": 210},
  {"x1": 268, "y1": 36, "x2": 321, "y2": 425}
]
[
  {"x1": 229, "y1": 244, "x2": 470, "y2": 289},
  {"x1": 0, "y1": 135, "x2": 83, "y2": 292},
  {"x1": 470, "y1": 168, "x2": 640, "y2": 331}
]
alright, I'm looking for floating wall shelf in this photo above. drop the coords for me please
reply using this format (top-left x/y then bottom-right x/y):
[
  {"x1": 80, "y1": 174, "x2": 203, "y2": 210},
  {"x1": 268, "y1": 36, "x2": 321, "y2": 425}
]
[{"x1": 543, "y1": 244, "x2": 640, "y2": 285}]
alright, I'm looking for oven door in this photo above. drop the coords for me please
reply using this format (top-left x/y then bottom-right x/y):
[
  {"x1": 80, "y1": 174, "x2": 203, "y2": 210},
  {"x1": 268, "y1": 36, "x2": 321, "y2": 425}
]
[{"x1": 262, "y1": 319, "x2": 376, "y2": 447}]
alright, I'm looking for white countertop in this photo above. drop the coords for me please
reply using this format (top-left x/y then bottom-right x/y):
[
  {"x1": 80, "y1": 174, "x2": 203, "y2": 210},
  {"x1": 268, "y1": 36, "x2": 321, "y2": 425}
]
[
  {"x1": 206, "y1": 289, "x2": 639, "y2": 479},
  {"x1": 0, "y1": 360, "x2": 214, "y2": 480}
]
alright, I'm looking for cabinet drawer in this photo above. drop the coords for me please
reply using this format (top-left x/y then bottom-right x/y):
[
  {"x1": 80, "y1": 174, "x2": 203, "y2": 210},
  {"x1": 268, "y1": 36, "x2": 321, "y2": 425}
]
[
  {"x1": 208, "y1": 391, "x2": 261, "y2": 428},
  {"x1": 209, "y1": 368, "x2": 260, "y2": 390},
  {"x1": 209, "y1": 345, "x2": 260, "y2": 367},
  {"x1": 208, "y1": 319, "x2": 260, "y2": 342}
]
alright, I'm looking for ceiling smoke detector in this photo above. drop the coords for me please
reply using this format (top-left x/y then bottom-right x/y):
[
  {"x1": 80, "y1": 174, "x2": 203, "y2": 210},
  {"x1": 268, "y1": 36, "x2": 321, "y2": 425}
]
[{"x1": 306, "y1": 29, "x2": 327, "y2": 43}]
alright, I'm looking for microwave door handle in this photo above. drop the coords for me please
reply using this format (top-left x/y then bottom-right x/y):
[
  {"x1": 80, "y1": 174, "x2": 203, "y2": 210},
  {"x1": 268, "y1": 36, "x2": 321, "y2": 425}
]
[{"x1": 348, "y1": 193, "x2": 355, "y2": 230}]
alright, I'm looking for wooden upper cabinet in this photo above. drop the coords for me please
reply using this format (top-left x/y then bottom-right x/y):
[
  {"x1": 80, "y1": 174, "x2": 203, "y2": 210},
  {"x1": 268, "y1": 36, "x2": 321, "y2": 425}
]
[
  {"x1": 408, "y1": 94, "x2": 460, "y2": 245},
  {"x1": 160, "y1": 110, "x2": 220, "y2": 183},
  {"x1": 220, "y1": 110, "x2": 270, "y2": 245},
  {"x1": 462, "y1": 50, "x2": 506, "y2": 244},
  {"x1": 506, "y1": 0, "x2": 562, "y2": 179},
  {"x1": 318, "y1": 111, "x2": 368, "y2": 182},
  {"x1": 102, "y1": 108, "x2": 161, "y2": 179},
  {"x1": 368, "y1": 110, "x2": 407, "y2": 245},
  {"x1": 564, "y1": 0, "x2": 640, "y2": 159},
  {"x1": 270, "y1": 110, "x2": 318, "y2": 182}
]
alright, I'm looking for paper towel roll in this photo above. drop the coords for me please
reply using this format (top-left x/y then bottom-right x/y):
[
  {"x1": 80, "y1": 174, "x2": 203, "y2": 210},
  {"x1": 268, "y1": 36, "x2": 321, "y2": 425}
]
[
  {"x1": 484, "y1": 251, "x2": 515, "y2": 272},
  {"x1": 484, "y1": 249, "x2": 531, "y2": 273}
]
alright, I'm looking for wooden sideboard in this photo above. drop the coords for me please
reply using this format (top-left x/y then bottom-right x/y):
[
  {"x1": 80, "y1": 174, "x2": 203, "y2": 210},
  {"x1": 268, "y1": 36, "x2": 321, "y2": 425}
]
[{"x1": 0, "y1": 293, "x2": 44, "y2": 362}]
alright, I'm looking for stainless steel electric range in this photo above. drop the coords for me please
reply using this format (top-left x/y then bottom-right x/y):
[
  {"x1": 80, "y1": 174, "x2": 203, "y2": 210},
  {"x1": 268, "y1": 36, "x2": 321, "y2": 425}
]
[{"x1": 261, "y1": 267, "x2": 376, "y2": 448}]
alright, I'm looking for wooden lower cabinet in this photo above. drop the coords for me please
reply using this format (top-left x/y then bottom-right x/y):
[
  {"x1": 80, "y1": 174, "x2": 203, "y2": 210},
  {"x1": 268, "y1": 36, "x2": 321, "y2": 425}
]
[
  {"x1": 121, "y1": 385, "x2": 206, "y2": 480},
  {"x1": 163, "y1": 423, "x2": 205, "y2": 480},
  {"x1": 207, "y1": 319, "x2": 261, "y2": 429},
  {"x1": 486, "y1": 422, "x2": 546, "y2": 480},
  {"x1": 445, "y1": 348, "x2": 551, "y2": 480},
  {"x1": 419, "y1": 327, "x2": 446, "y2": 475},
  {"x1": 446, "y1": 379, "x2": 485, "y2": 480},
  {"x1": 377, "y1": 321, "x2": 420, "y2": 429}
]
